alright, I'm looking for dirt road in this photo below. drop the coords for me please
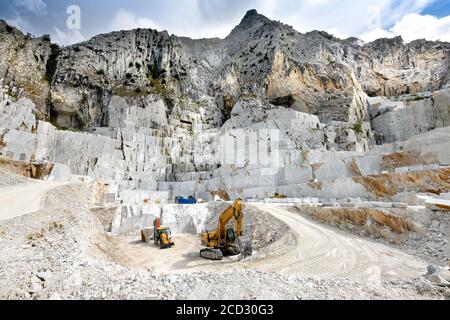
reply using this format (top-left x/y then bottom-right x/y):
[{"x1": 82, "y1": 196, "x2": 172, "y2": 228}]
[
  {"x1": 0, "y1": 181, "x2": 68, "y2": 221},
  {"x1": 250, "y1": 204, "x2": 427, "y2": 282}
]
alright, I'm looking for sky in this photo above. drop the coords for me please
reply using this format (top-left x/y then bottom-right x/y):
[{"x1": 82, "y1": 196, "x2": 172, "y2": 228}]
[{"x1": 1, "y1": 0, "x2": 450, "y2": 45}]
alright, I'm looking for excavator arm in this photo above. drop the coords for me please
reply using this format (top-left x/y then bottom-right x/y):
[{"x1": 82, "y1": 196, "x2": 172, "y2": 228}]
[
  {"x1": 233, "y1": 199, "x2": 244, "y2": 237},
  {"x1": 202, "y1": 199, "x2": 244, "y2": 246},
  {"x1": 217, "y1": 199, "x2": 244, "y2": 243}
]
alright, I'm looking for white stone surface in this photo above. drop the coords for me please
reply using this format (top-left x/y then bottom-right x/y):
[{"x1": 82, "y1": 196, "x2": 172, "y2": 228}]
[
  {"x1": 47, "y1": 163, "x2": 72, "y2": 182},
  {"x1": 119, "y1": 190, "x2": 169, "y2": 205},
  {"x1": 425, "y1": 199, "x2": 450, "y2": 211},
  {"x1": 1, "y1": 129, "x2": 36, "y2": 161},
  {"x1": 368, "y1": 89, "x2": 450, "y2": 143},
  {"x1": 0, "y1": 92, "x2": 36, "y2": 133}
]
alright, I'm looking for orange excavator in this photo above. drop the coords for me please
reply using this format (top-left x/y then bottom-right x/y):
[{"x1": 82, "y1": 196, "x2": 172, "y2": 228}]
[{"x1": 200, "y1": 199, "x2": 252, "y2": 260}]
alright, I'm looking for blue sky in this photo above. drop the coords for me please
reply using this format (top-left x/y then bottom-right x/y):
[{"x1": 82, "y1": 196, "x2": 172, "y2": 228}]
[
  {"x1": 423, "y1": 0, "x2": 450, "y2": 16},
  {"x1": 1, "y1": 0, "x2": 450, "y2": 45}
]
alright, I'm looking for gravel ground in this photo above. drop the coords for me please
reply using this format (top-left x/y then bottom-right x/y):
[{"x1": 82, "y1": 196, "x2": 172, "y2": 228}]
[
  {"x1": 401, "y1": 211, "x2": 450, "y2": 267},
  {"x1": 0, "y1": 167, "x2": 28, "y2": 188},
  {"x1": 0, "y1": 179, "x2": 446, "y2": 300}
]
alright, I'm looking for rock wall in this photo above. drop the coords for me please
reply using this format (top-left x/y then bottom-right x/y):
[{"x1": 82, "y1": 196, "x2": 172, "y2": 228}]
[
  {"x1": 110, "y1": 202, "x2": 230, "y2": 235},
  {"x1": 0, "y1": 20, "x2": 51, "y2": 118},
  {"x1": 2, "y1": 80, "x2": 449, "y2": 204},
  {"x1": 24, "y1": 10, "x2": 446, "y2": 131},
  {"x1": 369, "y1": 89, "x2": 450, "y2": 143},
  {"x1": 1, "y1": 11, "x2": 449, "y2": 207}
]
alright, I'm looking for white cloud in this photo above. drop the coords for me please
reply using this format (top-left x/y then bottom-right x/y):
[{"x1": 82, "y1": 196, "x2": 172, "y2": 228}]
[
  {"x1": 3, "y1": 13, "x2": 86, "y2": 45},
  {"x1": 4, "y1": 14, "x2": 33, "y2": 34},
  {"x1": 52, "y1": 27, "x2": 85, "y2": 46},
  {"x1": 48, "y1": 0, "x2": 448, "y2": 44},
  {"x1": 190, "y1": 0, "x2": 441, "y2": 41},
  {"x1": 14, "y1": 0, "x2": 47, "y2": 14},
  {"x1": 390, "y1": 13, "x2": 450, "y2": 42},
  {"x1": 107, "y1": 8, "x2": 161, "y2": 32},
  {"x1": 328, "y1": 28, "x2": 350, "y2": 40},
  {"x1": 359, "y1": 28, "x2": 396, "y2": 43},
  {"x1": 360, "y1": 13, "x2": 450, "y2": 43},
  {"x1": 8, "y1": 0, "x2": 445, "y2": 45},
  {"x1": 261, "y1": 0, "x2": 435, "y2": 37}
]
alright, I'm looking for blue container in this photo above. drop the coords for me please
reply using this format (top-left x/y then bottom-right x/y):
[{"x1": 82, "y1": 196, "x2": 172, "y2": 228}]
[{"x1": 175, "y1": 197, "x2": 197, "y2": 204}]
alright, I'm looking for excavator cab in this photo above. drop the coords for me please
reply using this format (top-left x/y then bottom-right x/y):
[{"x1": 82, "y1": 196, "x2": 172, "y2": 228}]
[{"x1": 226, "y1": 228, "x2": 236, "y2": 242}]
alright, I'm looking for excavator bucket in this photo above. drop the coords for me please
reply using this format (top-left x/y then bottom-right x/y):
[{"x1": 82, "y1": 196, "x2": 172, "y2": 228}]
[
  {"x1": 237, "y1": 236, "x2": 252, "y2": 258},
  {"x1": 200, "y1": 248, "x2": 223, "y2": 260}
]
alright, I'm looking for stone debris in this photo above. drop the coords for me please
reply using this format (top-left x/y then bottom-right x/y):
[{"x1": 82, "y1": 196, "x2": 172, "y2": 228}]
[{"x1": 427, "y1": 265, "x2": 450, "y2": 284}]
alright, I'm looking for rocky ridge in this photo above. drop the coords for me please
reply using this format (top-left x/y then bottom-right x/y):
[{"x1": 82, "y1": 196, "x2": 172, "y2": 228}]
[{"x1": 2, "y1": 10, "x2": 449, "y2": 130}]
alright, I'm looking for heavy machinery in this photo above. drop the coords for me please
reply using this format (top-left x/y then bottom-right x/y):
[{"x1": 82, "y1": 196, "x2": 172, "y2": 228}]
[
  {"x1": 153, "y1": 218, "x2": 175, "y2": 249},
  {"x1": 200, "y1": 199, "x2": 252, "y2": 260}
]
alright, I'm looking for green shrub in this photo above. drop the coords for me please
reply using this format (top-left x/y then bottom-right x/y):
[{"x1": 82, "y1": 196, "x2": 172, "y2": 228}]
[
  {"x1": 353, "y1": 122, "x2": 363, "y2": 134},
  {"x1": 148, "y1": 63, "x2": 163, "y2": 78}
]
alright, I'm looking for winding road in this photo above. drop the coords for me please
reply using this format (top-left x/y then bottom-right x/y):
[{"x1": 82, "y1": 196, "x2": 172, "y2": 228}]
[
  {"x1": 0, "y1": 181, "x2": 67, "y2": 221},
  {"x1": 249, "y1": 204, "x2": 427, "y2": 281}
]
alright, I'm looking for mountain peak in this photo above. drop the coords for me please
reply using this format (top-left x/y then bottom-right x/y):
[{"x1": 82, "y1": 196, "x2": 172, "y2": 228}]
[
  {"x1": 227, "y1": 9, "x2": 271, "y2": 39},
  {"x1": 243, "y1": 9, "x2": 259, "y2": 18},
  {"x1": 240, "y1": 9, "x2": 268, "y2": 26}
]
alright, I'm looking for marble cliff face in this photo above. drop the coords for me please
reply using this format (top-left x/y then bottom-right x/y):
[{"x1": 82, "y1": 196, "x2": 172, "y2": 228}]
[{"x1": 0, "y1": 10, "x2": 449, "y2": 201}]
